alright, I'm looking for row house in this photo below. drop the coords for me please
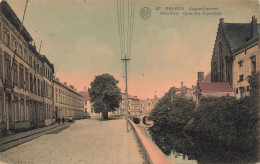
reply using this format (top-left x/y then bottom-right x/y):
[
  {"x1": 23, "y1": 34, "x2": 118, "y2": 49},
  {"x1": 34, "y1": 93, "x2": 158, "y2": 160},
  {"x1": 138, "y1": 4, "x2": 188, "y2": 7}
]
[
  {"x1": 0, "y1": 1, "x2": 55, "y2": 133},
  {"x1": 140, "y1": 96, "x2": 159, "y2": 115},
  {"x1": 53, "y1": 78, "x2": 84, "y2": 120},
  {"x1": 120, "y1": 93, "x2": 141, "y2": 116}
]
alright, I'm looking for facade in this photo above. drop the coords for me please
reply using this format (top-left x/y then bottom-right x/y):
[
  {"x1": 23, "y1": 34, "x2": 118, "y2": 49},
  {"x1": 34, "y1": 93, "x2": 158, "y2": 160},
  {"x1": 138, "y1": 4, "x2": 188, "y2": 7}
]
[
  {"x1": 211, "y1": 16, "x2": 260, "y2": 88},
  {"x1": 53, "y1": 78, "x2": 84, "y2": 120},
  {"x1": 0, "y1": 1, "x2": 55, "y2": 133},
  {"x1": 140, "y1": 96, "x2": 159, "y2": 114},
  {"x1": 176, "y1": 82, "x2": 196, "y2": 100},
  {"x1": 78, "y1": 90, "x2": 93, "y2": 118},
  {"x1": 120, "y1": 93, "x2": 141, "y2": 116},
  {"x1": 233, "y1": 35, "x2": 259, "y2": 99}
]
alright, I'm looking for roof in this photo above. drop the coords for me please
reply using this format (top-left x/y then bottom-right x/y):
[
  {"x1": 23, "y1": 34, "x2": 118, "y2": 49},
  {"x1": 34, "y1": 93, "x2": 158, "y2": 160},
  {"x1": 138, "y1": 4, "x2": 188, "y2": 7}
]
[
  {"x1": 223, "y1": 23, "x2": 260, "y2": 50},
  {"x1": 176, "y1": 86, "x2": 188, "y2": 91},
  {"x1": 78, "y1": 91, "x2": 90, "y2": 101},
  {"x1": 200, "y1": 82, "x2": 233, "y2": 93},
  {"x1": 0, "y1": 1, "x2": 33, "y2": 42},
  {"x1": 122, "y1": 93, "x2": 140, "y2": 100},
  {"x1": 128, "y1": 94, "x2": 140, "y2": 100}
]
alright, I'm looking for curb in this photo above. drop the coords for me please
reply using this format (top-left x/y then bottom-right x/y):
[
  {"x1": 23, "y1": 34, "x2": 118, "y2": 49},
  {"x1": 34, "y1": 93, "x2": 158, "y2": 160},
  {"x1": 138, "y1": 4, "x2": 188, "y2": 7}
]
[{"x1": 0, "y1": 124, "x2": 70, "y2": 152}]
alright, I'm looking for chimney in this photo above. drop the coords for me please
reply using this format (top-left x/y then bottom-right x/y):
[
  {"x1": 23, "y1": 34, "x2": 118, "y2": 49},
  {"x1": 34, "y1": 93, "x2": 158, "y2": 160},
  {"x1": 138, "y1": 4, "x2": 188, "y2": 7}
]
[
  {"x1": 198, "y1": 72, "x2": 204, "y2": 83},
  {"x1": 181, "y1": 82, "x2": 183, "y2": 87},
  {"x1": 64, "y1": 82, "x2": 67, "y2": 86},
  {"x1": 251, "y1": 15, "x2": 257, "y2": 38}
]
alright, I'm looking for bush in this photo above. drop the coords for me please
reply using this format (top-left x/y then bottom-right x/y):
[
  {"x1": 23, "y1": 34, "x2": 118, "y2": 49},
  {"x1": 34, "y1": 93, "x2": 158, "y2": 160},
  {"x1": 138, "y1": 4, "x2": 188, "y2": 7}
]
[{"x1": 184, "y1": 96, "x2": 258, "y2": 163}]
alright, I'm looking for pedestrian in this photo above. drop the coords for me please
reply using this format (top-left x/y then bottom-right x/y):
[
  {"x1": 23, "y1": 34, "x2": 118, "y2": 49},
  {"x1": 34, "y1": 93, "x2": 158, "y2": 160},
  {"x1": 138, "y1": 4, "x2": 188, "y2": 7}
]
[
  {"x1": 62, "y1": 117, "x2": 65, "y2": 125},
  {"x1": 59, "y1": 117, "x2": 61, "y2": 125}
]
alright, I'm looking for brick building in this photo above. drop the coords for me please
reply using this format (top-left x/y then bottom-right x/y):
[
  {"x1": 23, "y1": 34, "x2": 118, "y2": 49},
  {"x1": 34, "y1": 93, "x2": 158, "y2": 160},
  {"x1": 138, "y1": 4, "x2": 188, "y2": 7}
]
[
  {"x1": 210, "y1": 16, "x2": 259, "y2": 99},
  {"x1": 211, "y1": 16, "x2": 260, "y2": 88},
  {"x1": 53, "y1": 79, "x2": 84, "y2": 120},
  {"x1": 0, "y1": 1, "x2": 55, "y2": 134}
]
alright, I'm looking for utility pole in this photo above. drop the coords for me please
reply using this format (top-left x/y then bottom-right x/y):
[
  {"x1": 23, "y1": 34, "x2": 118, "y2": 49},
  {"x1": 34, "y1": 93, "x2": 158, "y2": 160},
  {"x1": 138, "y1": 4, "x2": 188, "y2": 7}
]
[{"x1": 121, "y1": 56, "x2": 130, "y2": 131}]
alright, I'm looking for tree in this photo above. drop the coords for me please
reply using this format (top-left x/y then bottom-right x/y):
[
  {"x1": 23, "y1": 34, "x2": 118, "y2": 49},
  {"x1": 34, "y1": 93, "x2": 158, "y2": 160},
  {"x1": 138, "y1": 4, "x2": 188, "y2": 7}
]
[
  {"x1": 88, "y1": 73, "x2": 121, "y2": 119},
  {"x1": 149, "y1": 87, "x2": 195, "y2": 155}
]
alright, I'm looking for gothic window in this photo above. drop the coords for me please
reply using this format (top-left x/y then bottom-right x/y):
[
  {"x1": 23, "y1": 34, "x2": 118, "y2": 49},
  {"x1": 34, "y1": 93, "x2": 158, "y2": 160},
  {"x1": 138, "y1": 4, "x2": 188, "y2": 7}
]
[
  {"x1": 250, "y1": 56, "x2": 256, "y2": 74},
  {"x1": 214, "y1": 62, "x2": 218, "y2": 81}
]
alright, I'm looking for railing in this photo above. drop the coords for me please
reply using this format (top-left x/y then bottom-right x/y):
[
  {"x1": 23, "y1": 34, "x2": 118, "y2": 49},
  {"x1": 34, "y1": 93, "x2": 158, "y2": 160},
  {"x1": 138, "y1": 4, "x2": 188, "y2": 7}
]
[{"x1": 128, "y1": 119, "x2": 173, "y2": 164}]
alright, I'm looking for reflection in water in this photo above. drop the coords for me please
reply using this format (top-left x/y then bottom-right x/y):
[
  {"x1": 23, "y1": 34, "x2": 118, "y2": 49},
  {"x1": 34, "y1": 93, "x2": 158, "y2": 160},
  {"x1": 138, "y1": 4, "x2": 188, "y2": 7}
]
[
  {"x1": 167, "y1": 151, "x2": 197, "y2": 164},
  {"x1": 150, "y1": 131, "x2": 258, "y2": 164}
]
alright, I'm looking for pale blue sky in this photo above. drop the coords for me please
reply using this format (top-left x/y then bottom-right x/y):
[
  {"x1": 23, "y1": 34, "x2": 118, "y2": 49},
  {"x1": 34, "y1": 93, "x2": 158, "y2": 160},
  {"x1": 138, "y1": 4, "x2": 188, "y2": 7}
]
[{"x1": 5, "y1": 0, "x2": 260, "y2": 99}]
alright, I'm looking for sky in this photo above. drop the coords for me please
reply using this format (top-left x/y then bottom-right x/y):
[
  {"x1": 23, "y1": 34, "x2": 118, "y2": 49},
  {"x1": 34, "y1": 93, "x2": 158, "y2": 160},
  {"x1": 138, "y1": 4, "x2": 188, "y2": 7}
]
[{"x1": 3, "y1": 0, "x2": 260, "y2": 99}]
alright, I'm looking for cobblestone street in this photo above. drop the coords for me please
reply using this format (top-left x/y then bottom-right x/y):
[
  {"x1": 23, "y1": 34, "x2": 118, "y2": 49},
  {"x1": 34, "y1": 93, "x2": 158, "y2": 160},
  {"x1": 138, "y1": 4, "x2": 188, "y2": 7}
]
[{"x1": 0, "y1": 119, "x2": 144, "y2": 164}]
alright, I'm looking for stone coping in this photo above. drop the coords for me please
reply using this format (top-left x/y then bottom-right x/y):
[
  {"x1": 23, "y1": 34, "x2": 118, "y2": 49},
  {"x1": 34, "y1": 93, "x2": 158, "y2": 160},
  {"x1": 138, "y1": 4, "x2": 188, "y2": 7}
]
[{"x1": 128, "y1": 119, "x2": 173, "y2": 164}]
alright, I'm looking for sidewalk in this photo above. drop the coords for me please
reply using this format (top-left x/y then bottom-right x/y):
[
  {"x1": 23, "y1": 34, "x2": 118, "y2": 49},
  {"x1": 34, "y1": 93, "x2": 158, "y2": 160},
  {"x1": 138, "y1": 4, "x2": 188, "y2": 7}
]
[{"x1": 0, "y1": 122, "x2": 70, "y2": 152}]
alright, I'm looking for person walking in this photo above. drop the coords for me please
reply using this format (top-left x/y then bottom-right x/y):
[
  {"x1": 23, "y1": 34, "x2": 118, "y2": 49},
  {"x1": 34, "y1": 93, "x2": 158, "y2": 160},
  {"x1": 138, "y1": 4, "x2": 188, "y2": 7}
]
[{"x1": 62, "y1": 117, "x2": 65, "y2": 125}]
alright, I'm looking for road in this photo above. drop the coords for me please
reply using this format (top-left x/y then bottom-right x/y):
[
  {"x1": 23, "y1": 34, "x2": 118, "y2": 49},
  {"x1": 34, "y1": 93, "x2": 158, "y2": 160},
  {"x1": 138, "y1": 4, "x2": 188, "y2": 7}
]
[{"x1": 0, "y1": 118, "x2": 144, "y2": 164}]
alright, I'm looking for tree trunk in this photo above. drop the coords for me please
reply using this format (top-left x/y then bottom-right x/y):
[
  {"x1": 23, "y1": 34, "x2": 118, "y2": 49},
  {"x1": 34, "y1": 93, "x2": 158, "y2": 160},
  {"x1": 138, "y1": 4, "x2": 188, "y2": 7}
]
[{"x1": 102, "y1": 111, "x2": 108, "y2": 120}]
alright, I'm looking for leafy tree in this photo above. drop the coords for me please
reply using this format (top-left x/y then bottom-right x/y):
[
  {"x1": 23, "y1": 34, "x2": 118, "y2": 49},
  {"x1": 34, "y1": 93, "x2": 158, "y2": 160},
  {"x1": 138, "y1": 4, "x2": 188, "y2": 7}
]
[
  {"x1": 88, "y1": 73, "x2": 121, "y2": 119},
  {"x1": 184, "y1": 96, "x2": 258, "y2": 163},
  {"x1": 149, "y1": 87, "x2": 195, "y2": 155}
]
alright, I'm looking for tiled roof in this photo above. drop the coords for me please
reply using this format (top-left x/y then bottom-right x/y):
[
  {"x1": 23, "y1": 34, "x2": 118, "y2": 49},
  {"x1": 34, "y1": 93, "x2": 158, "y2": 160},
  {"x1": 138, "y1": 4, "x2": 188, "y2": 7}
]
[
  {"x1": 223, "y1": 23, "x2": 260, "y2": 50},
  {"x1": 122, "y1": 93, "x2": 140, "y2": 100},
  {"x1": 176, "y1": 86, "x2": 188, "y2": 91},
  {"x1": 200, "y1": 82, "x2": 233, "y2": 93},
  {"x1": 78, "y1": 91, "x2": 90, "y2": 101},
  {"x1": 128, "y1": 94, "x2": 140, "y2": 100}
]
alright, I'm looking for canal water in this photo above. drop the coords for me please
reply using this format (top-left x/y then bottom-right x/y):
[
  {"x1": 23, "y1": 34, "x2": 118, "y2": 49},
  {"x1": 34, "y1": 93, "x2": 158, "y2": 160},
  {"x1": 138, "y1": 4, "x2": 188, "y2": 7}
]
[{"x1": 167, "y1": 151, "x2": 197, "y2": 164}]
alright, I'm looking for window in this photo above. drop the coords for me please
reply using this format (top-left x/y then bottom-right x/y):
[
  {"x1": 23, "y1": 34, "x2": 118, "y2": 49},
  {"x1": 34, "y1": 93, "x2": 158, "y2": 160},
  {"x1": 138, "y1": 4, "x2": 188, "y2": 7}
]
[
  {"x1": 24, "y1": 49, "x2": 28, "y2": 62},
  {"x1": 4, "y1": 53, "x2": 11, "y2": 82},
  {"x1": 30, "y1": 73, "x2": 33, "y2": 93},
  {"x1": 18, "y1": 44, "x2": 23, "y2": 58},
  {"x1": 239, "y1": 87, "x2": 245, "y2": 98},
  {"x1": 38, "y1": 79, "x2": 40, "y2": 96},
  {"x1": 251, "y1": 56, "x2": 256, "y2": 74},
  {"x1": 19, "y1": 64, "x2": 24, "y2": 89},
  {"x1": 238, "y1": 61, "x2": 243, "y2": 82},
  {"x1": 13, "y1": 61, "x2": 18, "y2": 86},
  {"x1": 25, "y1": 69, "x2": 29, "y2": 91},
  {"x1": 11, "y1": 35, "x2": 17, "y2": 52},
  {"x1": 3, "y1": 26, "x2": 10, "y2": 47},
  {"x1": 29, "y1": 55, "x2": 32, "y2": 67}
]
